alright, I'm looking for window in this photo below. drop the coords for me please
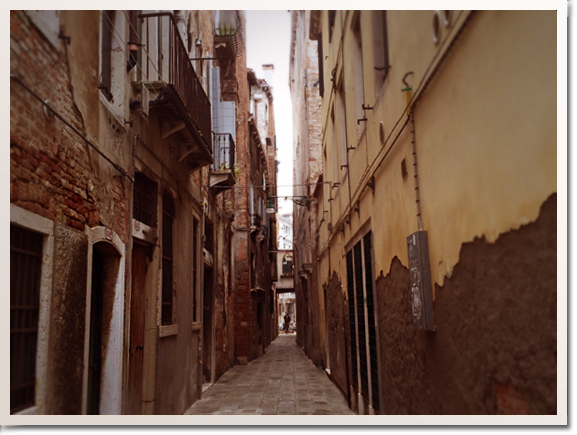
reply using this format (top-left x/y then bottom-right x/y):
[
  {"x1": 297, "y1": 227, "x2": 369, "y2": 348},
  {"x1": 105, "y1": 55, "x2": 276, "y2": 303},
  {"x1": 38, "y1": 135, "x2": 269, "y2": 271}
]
[
  {"x1": 346, "y1": 231, "x2": 380, "y2": 413},
  {"x1": 338, "y1": 81, "x2": 348, "y2": 174},
  {"x1": 11, "y1": 225, "x2": 43, "y2": 414},
  {"x1": 26, "y1": 11, "x2": 60, "y2": 48},
  {"x1": 10, "y1": 205, "x2": 54, "y2": 415},
  {"x1": 317, "y1": 32, "x2": 324, "y2": 97},
  {"x1": 372, "y1": 11, "x2": 390, "y2": 95},
  {"x1": 100, "y1": 10, "x2": 114, "y2": 101},
  {"x1": 161, "y1": 192, "x2": 175, "y2": 325},
  {"x1": 331, "y1": 110, "x2": 339, "y2": 184},
  {"x1": 352, "y1": 13, "x2": 365, "y2": 140},
  {"x1": 282, "y1": 254, "x2": 293, "y2": 276},
  {"x1": 133, "y1": 172, "x2": 158, "y2": 227},
  {"x1": 328, "y1": 10, "x2": 336, "y2": 42}
]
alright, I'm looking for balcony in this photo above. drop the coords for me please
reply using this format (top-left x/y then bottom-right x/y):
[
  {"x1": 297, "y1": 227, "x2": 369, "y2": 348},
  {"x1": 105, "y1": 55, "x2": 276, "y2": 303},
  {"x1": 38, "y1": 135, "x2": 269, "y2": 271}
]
[
  {"x1": 214, "y1": 10, "x2": 245, "y2": 61},
  {"x1": 210, "y1": 133, "x2": 236, "y2": 188},
  {"x1": 136, "y1": 12, "x2": 212, "y2": 170}
]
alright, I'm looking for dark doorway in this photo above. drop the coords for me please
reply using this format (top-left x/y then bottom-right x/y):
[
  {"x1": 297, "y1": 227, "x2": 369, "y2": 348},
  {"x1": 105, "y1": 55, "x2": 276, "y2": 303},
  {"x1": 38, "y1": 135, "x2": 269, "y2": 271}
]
[
  {"x1": 202, "y1": 267, "x2": 214, "y2": 384},
  {"x1": 87, "y1": 242, "x2": 120, "y2": 415}
]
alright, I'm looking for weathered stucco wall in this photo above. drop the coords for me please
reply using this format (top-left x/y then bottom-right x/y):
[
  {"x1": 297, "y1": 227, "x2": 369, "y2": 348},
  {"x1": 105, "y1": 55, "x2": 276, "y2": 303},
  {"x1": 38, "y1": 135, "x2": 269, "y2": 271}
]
[
  {"x1": 46, "y1": 224, "x2": 88, "y2": 415},
  {"x1": 315, "y1": 10, "x2": 557, "y2": 415},
  {"x1": 376, "y1": 194, "x2": 556, "y2": 414},
  {"x1": 320, "y1": 10, "x2": 557, "y2": 288}
]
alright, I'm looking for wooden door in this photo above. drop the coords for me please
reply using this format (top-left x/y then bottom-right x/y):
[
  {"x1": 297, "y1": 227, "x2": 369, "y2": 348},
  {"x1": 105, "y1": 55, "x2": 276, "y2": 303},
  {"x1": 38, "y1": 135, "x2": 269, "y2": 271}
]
[{"x1": 126, "y1": 242, "x2": 147, "y2": 414}]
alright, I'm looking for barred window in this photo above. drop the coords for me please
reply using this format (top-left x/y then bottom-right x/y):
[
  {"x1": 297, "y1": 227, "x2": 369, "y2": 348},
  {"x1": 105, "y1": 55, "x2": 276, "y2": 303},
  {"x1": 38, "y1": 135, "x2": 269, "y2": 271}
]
[{"x1": 10, "y1": 225, "x2": 43, "y2": 414}]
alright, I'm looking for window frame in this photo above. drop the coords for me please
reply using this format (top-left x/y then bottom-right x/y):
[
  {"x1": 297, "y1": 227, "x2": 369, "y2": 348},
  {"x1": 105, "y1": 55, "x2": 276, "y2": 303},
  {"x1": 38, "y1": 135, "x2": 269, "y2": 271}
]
[
  {"x1": 26, "y1": 11, "x2": 61, "y2": 49},
  {"x1": 337, "y1": 78, "x2": 348, "y2": 177},
  {"x1": 351, "y1": 12, "x2": 366, "y2": 141},
  {"x1": 99, "y1": 10, "x2": 114, "y2": 102},
  {"x1": 10, "y1": 204, "x2": 54, "y2": 415},
  {"x1": 372, "y1": 10, "x2": 391, "y2": 101}
]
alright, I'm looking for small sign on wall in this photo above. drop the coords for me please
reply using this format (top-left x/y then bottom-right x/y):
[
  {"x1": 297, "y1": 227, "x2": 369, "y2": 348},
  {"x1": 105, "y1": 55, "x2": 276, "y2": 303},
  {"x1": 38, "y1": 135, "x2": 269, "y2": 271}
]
[{"x1": 406, "y1": 230, "x2": 435, "y2": 331}]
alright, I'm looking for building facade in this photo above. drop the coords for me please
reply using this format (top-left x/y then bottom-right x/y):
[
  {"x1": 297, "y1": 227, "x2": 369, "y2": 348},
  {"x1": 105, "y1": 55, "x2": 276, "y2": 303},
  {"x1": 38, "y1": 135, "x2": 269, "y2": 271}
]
[
  {"x1": 275, "y1": 212, "x2": 295, "y2": 329},
  {"x1": 289, "y1": 10, "x2": 325, "y2": 367},
  {"x1": 10, "y1": 9, "x2": 247, "y2": 416},
  {"x1": 304, "y1": 10, "x2": 557, "y2": 414},
  {"x1": 231, "y1": 65, "x2": 278, "y2": 364}
]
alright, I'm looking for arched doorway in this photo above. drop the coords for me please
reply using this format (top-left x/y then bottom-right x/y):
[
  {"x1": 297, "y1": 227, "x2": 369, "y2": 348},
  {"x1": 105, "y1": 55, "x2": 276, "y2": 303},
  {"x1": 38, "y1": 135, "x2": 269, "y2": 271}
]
[{"x1": 83, "y1": 226, "x2": 125, "y2": 416}]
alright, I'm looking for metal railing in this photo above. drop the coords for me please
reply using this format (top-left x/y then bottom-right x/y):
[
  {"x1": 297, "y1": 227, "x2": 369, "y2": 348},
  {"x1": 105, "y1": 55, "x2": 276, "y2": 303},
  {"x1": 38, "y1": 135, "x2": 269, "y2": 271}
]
[
  {"x1": 139, "y1": 12, "x2": 211, "y2": 146},
  {"x1": 212, "y1": 133, "x2": 236, "y2": 171}
]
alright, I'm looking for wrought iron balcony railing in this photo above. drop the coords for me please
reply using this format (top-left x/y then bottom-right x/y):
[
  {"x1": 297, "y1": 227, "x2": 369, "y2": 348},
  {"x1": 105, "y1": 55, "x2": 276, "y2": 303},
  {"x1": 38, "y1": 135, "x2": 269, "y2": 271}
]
[{"x1": 138, "y1": 12, "x2": 212, "y2": 168}]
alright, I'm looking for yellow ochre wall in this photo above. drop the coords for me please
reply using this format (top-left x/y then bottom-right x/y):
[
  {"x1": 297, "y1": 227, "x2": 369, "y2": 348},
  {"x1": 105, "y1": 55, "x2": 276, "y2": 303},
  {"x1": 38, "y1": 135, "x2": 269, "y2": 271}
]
[{"x1": 318, "y1": 10, "x2": 556, "y2": 291}]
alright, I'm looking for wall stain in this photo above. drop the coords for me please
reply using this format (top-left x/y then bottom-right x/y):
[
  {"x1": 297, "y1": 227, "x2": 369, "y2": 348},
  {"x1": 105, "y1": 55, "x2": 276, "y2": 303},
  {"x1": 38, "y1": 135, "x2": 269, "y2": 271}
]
[{"x1": 375, "y1": 193, "x2": 556, "y2": 414}]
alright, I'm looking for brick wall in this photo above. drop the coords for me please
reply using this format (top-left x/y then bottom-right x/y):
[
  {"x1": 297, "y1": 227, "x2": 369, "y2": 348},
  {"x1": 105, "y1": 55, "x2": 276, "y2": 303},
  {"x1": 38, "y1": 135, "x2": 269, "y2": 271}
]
[{"x1": 10, "y1": 11, "x2": 129, "y2": 242}]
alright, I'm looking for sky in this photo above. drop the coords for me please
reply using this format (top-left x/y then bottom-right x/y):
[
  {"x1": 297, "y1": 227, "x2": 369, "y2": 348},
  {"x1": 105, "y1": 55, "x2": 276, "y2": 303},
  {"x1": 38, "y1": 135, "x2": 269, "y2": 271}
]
[{"x1": 245, "y1": 10, "x2": 294, "y2": 216}]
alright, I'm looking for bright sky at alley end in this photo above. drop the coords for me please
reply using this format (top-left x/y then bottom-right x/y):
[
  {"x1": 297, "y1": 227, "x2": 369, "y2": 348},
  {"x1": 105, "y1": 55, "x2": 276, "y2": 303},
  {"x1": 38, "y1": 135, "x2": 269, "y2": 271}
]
[{"x1": 245, "y1": 10, "x2": 293, "y2": 216}]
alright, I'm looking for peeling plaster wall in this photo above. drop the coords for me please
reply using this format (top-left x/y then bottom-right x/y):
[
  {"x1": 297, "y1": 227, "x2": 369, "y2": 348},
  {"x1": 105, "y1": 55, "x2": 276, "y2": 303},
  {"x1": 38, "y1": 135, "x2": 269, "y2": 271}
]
[
  {"x1": 314, "y1": 10, "x2": 557, "y2": 414},
  {"x1": 375, "y1": 194, "x2": 556, "y2": 414}
]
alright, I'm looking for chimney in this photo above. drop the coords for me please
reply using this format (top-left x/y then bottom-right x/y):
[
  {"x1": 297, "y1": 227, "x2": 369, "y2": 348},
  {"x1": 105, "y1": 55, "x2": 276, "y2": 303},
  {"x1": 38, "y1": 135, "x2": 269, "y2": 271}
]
[{"x1": 262, "y1": 64, "x2": 274, "y2": 88}]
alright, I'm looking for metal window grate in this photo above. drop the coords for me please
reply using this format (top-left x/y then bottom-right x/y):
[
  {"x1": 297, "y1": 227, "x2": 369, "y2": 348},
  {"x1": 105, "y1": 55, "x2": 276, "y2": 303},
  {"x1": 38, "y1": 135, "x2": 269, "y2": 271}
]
[
  {"x1": 363, "y1": 232, "x2": 380, "y2": 413},
  {"x1": 346, "y1": 250, "x2": 358, "y2": 391},
  {"x1": 134, "y1": 172, "x2": 158, "y2": 227},
  {"x1": 10, "y1": 225, "x2": 43, "y2": 414},
  {"x1": 354, "y1": 242, "x2": 369, "y2": 399},
  {"x1": 162, "y1": 193, "x2": 175, "y2": 325}
]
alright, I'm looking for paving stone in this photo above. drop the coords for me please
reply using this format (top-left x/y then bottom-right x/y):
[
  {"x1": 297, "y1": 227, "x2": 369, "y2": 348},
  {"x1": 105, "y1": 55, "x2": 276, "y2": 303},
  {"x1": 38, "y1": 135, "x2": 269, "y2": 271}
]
[{"x1": 184, "y1": 335, "x2": 354, "y2": 415}]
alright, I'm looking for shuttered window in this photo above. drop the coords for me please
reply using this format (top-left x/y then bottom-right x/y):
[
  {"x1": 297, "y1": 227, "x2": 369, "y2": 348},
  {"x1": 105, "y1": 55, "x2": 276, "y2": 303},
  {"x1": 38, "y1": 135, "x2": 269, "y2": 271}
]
[
  {"x1": 10, "y1": 225, "x2": 43, "y2": 414},
  {"x1": 193, "y1": 217, "x2": 198, "y2": 323},
  {"x1": 372, "y1": 11, "x2": 390, "y2": 93},
  {"x1": 162, "y1": 193, "x2": 175, "y2": 325},
  {"x1": 346, "y1": 230, "x2": 381, "y2": 413}
]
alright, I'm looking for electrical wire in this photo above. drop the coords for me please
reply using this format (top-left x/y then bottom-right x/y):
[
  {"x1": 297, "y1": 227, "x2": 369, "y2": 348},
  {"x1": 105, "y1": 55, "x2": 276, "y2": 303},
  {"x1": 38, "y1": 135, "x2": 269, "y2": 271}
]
[
  {"x1": 317, "y1": 10, "x2": 475, "y2": 259},
  {"x1": 211, "y1": 181, "x2": 332, "y2": 190},
  {"x1": 10, "y1": 73, "x2": 133, "y2": 182}
]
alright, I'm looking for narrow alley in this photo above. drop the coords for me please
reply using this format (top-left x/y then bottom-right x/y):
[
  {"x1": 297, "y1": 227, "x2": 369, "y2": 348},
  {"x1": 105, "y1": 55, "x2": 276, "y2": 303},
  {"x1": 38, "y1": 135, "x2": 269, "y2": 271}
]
[
  {"x1": 9, "y1": 9, "x2": 561, "y2": 422},
  {"x1": 185, "y1": 335, "x2": 353, "y2": 415}
]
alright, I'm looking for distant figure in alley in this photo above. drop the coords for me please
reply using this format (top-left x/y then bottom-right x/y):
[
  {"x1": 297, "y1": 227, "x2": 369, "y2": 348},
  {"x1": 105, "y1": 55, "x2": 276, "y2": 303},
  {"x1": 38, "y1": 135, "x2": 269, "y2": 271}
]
[{"x1": 283, "y1": 314, "x2": 291, "y2": 334}]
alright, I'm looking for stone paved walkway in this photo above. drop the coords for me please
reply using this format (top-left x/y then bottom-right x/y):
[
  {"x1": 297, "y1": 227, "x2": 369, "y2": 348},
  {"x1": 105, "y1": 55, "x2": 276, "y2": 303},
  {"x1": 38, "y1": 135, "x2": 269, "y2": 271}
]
[{"x1": 184, "y1": 334, "x2": 354, "y2": 415}]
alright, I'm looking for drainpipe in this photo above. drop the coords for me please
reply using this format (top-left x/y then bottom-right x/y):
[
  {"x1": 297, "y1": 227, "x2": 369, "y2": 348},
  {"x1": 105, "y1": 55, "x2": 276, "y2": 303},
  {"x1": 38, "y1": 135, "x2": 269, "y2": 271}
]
[{"x1": 402, "y1": 72, "x2": 423, "y2": 231}]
